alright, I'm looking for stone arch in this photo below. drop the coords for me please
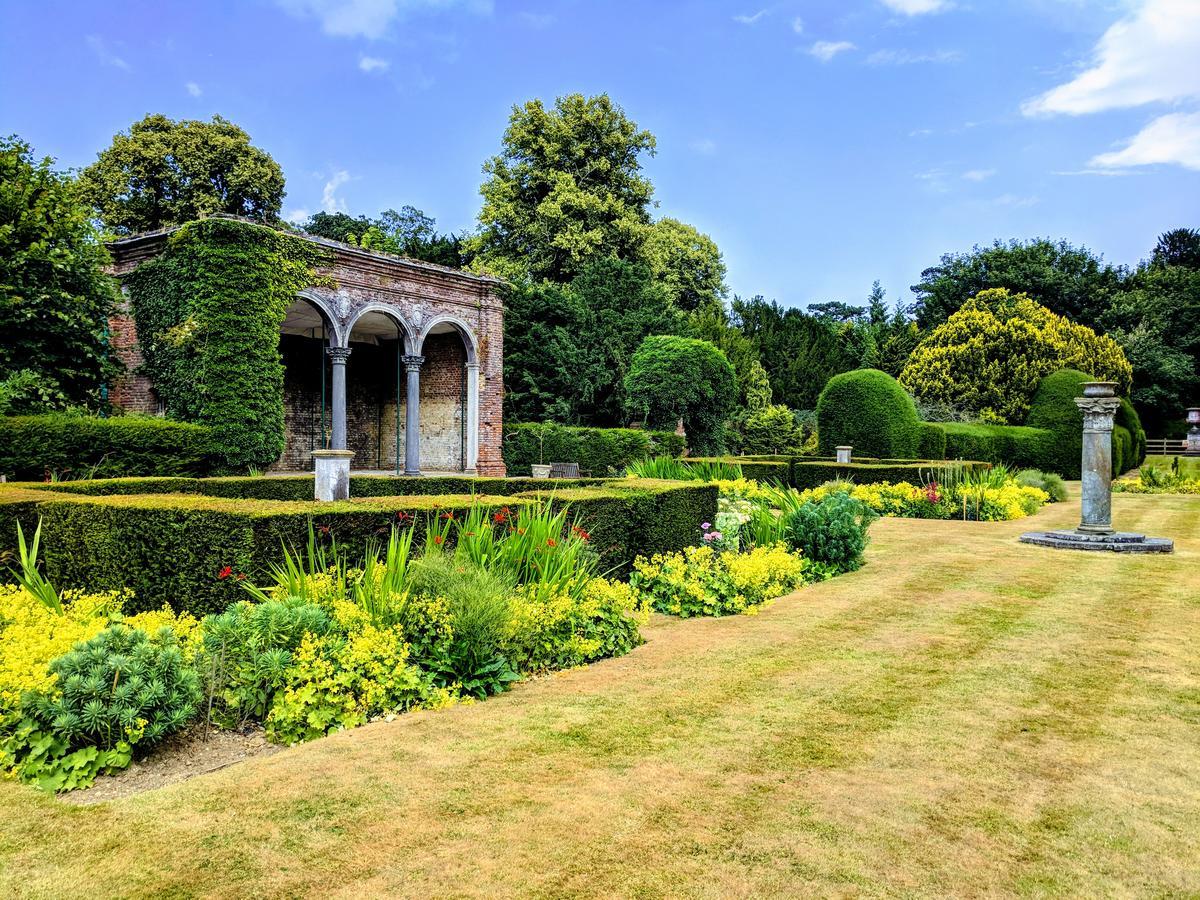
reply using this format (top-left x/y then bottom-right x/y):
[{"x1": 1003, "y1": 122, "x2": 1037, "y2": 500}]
[
  {"x1": 417, "y1": 315, "x2": 479, "y2": 364},
  {"x1": 294, "y1": 289, "x2": 346, "y2": 346},
  {"x1": 346, "y1": 302, "x2": 419, "y2": 354}
]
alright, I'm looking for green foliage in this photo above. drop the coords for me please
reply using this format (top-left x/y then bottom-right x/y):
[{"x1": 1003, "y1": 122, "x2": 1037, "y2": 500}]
[
  {"x1": 502, "y1": 423, "x2": 683, "y2": 475},
  {"x1": 687, "y1": 300, "x2": 766, "y2": 407},
  {"x1": 784, "y1": 492, "x2": 876, "y2": 574},
  {"x1": 1014, "y1": 470, "x2": 1068, "y2": 503},
  {"x1": 1151, "y1": 228, "x2": 1200, "y2": 270},
  {"x1": 625, "y1": 456, "x2": 744, "y2": 482},
  {"x1": 1115, "y1": 398, "x2": 1147, "y2": 469},
  {"x1": 735, "y1": 404, "x2": 800, "y2": 455},
  {"x1": 937, "y1": 423, "x2": 1054, "y2": 470},
  {"x1": 790, "y1": 459, "x2": 990, "y2": 490},
  {"x1": 911, "y1": 238, "x2": 1123, "y2": 329},
  {"x1": 301, "y1": 206, "x2": 468, "y2": 268},
  {"x1": 643, "y1": 217, "x2": 727, "y2": 311},
  {"x1": 0, "y1": 137, "x2": 120, "y2": 412},
  {"x1": 125, "y1": 218, "x2": 327, "y2": 469},
  {"x1": 900, "y1": 288, "x2": 1132, "y2": 424},
  {"x1": 9, "y1": 519, "x2": 61, "y2": 614},
  {"x1": 0, "y1": 414, "x2": 222, "y2": 480},
  {"x1": 817, "y1": 369, "x2": 922, "y2": 458},
  {"x1": 625, "y1": 335, "x2": 737, "y2": 455},
  {"x1": 503, "y1": 256, "x2": 682, "y2": 425},
  {"x1": 917, "y1": 422, "x2": 947, "y2": 460},
  {"x1": 201, "y1": 597, "x2": 331, "y2": 727},
  {"x1": 77, "y1": 114, "x2": 285, "y2": 234},
  {"x1": 733, "y1": 296, "x2": 853, "y2": 409},
  {"x1": 3, "y1": 624, "x2": 199, "y2": 791},
  {"x1": 470, "y1": 93, "x2": 656, "y2": 283},
  {"x1": 1024, "y1": 369, "x2": 1091, "y2": 479}
]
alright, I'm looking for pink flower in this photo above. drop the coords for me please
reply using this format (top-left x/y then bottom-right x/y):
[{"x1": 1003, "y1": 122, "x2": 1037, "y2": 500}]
[
  {"x1": 701, "y1": 522, "x2": 712, "y2": 530},
  {"x1": 703, "y1": 532, "x2": 716, "y2": 543}
]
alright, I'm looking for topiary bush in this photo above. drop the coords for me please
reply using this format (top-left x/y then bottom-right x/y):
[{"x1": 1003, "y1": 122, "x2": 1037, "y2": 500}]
[
  {"x1": 0, "y1": 414, "x2": 223, "y2": 480},
  {"x1": 937, "y1": 422, "x2": 1054, "y2": 470},
  {"x1": 816, "y1": 369, "x2": 922, "y2": 459},
  {"x1": 502, "y1": 423, "x2": 684, "y2": 476},
  {"x1": 1115, "y1": 398, "x2": 1147, "y2": 469},
  {"x1": 1024, "y1": 369, "x2": 1091, "y2": 479},
  {"x1": 899, "y1": 288, "x2": 1132, "y2": 424}
]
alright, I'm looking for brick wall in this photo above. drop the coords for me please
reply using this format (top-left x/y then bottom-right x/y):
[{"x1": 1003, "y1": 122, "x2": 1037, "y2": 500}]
[{"x1": 107, "y1": 295, "x2": 158, "y2": 415}]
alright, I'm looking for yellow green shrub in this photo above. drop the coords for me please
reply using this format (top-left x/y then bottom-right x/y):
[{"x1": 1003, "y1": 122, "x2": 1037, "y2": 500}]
[{"x1": 899, "y1": 288, "x2": 1132, "y2": 423}]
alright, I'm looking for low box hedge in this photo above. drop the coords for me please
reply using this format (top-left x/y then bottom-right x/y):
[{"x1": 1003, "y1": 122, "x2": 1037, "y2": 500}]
[
  {"x1": 791, "y1": 459, "x2": 989, "y2": 490},
  {"x1": 1, "y1": 477, "x2": 715, "y2": 615},
  {"x1": 936, "y1": 423, "x2": 1055, "y2": 470},
  {"x1": 0, "y1": 415, "x2": 224, "y2": 480},
  {"x1": 503, "y1": 423, "x2": 685, "y2": 476}
]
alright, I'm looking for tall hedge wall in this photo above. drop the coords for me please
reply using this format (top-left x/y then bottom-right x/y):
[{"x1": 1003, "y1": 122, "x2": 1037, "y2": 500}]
[
  {"x1": 817, "y1": 370, "x2": 921, "y2": 458},
  {"x1": 502, "y1": 423, "x2": 685, "y2": 476},
  {"x1": 0, "y1": 414, "x2": 224, "y2": 480},
  {"x1": 124, "y1": 219, "x2": 328, "y2": 470}
]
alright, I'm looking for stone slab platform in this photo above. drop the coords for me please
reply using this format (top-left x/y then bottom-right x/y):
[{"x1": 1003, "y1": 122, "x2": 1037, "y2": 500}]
[{"x1": 1019, "y1": 529, "x2": 1174, "y2": 553}]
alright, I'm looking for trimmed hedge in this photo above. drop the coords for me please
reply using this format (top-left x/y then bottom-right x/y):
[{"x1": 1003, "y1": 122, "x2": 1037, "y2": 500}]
[
  {"x1": 503, "y1": 424, "x2": 685, "y2": 476},
  {"x1": 1024, "y1": 369, "x2": 1091, "y2": 479},
  {"x1": 0, "y1": 415, "x2": 224, "y2": 481},
  {"x1": 817, "y1": 370, "x2": 921, "y2": 458},
  {"x1": 917, "y1": 422, "x2": 947, "y2": 460},
  {"x1": 1, "y1": 478, "x2": 715, "y2": 615},
  {"x1": 791, "y1": 460, "x2": 989, "y2": 490},
  {"x1": 1115, "y1": 398, "x2": 1147, "y2": 470},
  {"x1": 937, "y1": 423, "x2": 1054, "y2": 470}
]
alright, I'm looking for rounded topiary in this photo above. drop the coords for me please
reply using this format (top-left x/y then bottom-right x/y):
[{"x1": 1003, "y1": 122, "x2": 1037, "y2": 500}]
[
  {"x1": 1024, "y1": 369, "x2": 1092, "y2": 478},
  {"x1": 817, "y1": 369, "x2": 922, "y2": 459},
  {"x1": 1115, "y1": 398, "x2": 1146, "y2": 471}
]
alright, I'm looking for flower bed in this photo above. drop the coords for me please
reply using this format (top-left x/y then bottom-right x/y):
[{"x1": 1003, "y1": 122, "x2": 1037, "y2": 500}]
[
  {"x1": 1113, "y1": 461, "x2": 1200, "y2": 495},
  {"x1": 1, "y1": 499, "x2": 652, "y2": 793}
]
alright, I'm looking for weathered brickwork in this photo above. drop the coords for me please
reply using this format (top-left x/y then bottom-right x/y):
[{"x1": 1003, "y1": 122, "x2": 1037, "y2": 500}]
[
  {"x1": 105, "y1": 220, "x2": 506, "y2": 476},
  {"x1": 107, "y1": 296, "x2": 158, "y2": 415}
]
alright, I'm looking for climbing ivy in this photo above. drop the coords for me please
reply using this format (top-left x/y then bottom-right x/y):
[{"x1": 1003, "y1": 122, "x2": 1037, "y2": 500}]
[{"x1": 125, "y1": 219, "x2": 328, "y2": 469}]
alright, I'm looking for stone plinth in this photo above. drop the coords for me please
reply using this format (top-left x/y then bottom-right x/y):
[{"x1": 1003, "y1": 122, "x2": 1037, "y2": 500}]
[
  {"x1": 1019, "y1": 529, "x2": 1173, "y2": 553},
  {"x1": 314, "y1": 449, "x2": 354, "y2": 501},
  {"x1": 836, "y1": 446, "x2": 852, "y2": 464}
]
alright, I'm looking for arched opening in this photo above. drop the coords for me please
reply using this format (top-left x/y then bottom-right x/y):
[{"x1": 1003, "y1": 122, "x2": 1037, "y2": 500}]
[
  {"x1": 276, "y1": 296, "x2": 337, "y2": 471},
  {"x1": 416, "y1": 318, "x2": 480, "y2": 474},
  {"x1": 345, "y1": 309, "x2": 410, "y2": 472}
]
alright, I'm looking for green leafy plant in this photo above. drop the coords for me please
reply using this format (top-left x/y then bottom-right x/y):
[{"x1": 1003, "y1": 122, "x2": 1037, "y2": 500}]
[
  {"x1": 9, "y1": 519, "x2": 61, "y2": 615},
  {"x1": 3, "y1": 624, "x2": 200, "y2": 792},
  {"x1": 784, "y1": 492, "x2": 876, "y2": 574},
  {"x1": 1015, "y1": 469, "x2": 1068, "y2": 502}
]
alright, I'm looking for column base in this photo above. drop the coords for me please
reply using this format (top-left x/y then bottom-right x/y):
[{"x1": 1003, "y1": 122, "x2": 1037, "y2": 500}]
[
  {"x1": 403, "y1": 469, "x2": 421, "y2": 477},
  {"x1": 1076, "y1": 522, "x2": 1115, "y2": 536},
  {"x1": 313, "y1": 450, "x2": 354, "y2": 501}
]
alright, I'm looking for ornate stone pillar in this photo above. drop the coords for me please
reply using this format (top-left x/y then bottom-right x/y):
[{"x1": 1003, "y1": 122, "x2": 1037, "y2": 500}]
[
  {"x1": 327, "y1": 346, "x2": 351, "y2": 451},
  {"x1": 403, "y1": 355, "x2": 424, "y2": 476},
  {"x1": 465, "y1": 362, "x2": 480, "y2": 474},
  {"x1": 1075, "y1": 382, "x2": 1121, "y2": 535}
]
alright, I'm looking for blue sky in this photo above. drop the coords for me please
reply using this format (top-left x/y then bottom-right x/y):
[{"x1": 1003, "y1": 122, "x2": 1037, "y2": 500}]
[{"x1": 2, "y1": 0, "x2": 1197, "y2": 310}]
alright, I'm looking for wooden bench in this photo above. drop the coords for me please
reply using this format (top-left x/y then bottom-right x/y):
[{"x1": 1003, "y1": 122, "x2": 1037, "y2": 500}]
[{"x1": 549, "y1": 462, "x2": 580, "y2": 478}]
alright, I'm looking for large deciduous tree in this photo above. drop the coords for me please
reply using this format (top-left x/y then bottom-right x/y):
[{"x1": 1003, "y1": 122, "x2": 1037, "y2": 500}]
[
  {"x1": 910, "y1": 238, "x2": 1124, "y2": 329},
  {"x1": 0, "y1": 137, "x2": 119, "y2": 412},
  {"x1": 643, "y1": 217, "x2": 727, "y2": 311},
  {"x1": 471, "y1": 93, "x2": 656, "y2": 283},
  {"x1": 78, "y1": 114, "x2": 285, "y2": 234},
  {"x1": 302, "y1": 206, "x2": 467, "y2": 268},
  {"x1": 625, "y1": 335, "x2": 736, "y2": 455}
]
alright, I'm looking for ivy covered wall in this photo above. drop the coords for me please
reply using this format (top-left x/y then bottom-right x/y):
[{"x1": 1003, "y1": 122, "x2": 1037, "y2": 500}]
[{"x1": 125, "y1": 219, "x2": 328, "y2": 469}]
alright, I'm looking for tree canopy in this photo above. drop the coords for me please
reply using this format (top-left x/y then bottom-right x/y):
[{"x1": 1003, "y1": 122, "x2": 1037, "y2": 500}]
[
  {"x1": 78, "y1": 114, "x2": 286, "y2": 235},
  {"x1": 470, "y1": 93, "x2": 656, "y2": 283},
  {"x1": 302, "y1": 206, "x2": 467, "y2": 267},
  {"x1": 910, "y1": 238, "x2": 1123, "y2": 329},
  {"x1": 643, "y1": 217, "x2": 727, "y2": 311},
  {"x1": 0, "y1": 137, "x2": 119, "y2": 412}
]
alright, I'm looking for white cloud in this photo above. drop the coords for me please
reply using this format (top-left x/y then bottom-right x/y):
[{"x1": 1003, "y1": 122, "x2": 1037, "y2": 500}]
[
  {"x1": 867, "y1": 48, "x2": 962, "y2": 65},
  {"x1": 689, "y1": 138, "x2": 717, "y2": 155},
  {"x1": 86, "y1": 35, "x2": 130, "y2": 70},
  {"x1": 358, "y1": 54, "x2": 389, "y2": 72},
  {"x1": 1023, "y1": 0, "x2": 1200, "y2": 116},
  {"x1": 733, "y1": 9, "x2": 769, "y2": 24},
  {"x1": 322, "y1": 170, "x2": 351, "y2": 212},
  {"x1": 880, "y1": 0, "x2": 950, "y2": 15},
  {"x1": 791, "y1": 16, "x2": 804, "y2": 35},
  {"x1": 277, "y1": 0, "x2": 492, "y2": 39},
  {"x1": 285, "y1": 208, "x2": 311, "y2": 224},
  {"x1": 185, "y1": 81, "x2": 202, "y2": 97},
  {"x1": 961, "y1": 168, "x2": 996, "y2": 181},
  {"x1": 809, "y1": 40, "x2": 856, "y2": 62},
  {"x1": 908, "y1": 128, "x2": 934, "y2": 137},
  {"x1": 1089, "y1": 111, "x2": 1200, "y2": 171}
]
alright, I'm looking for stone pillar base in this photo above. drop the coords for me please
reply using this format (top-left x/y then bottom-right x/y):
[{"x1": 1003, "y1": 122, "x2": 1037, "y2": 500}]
[
  {"x1": 836, "y1": 446, "x2": 852, "y2": 464},
  {"x1": 313, "y1": 450, "x2": 354, "y2": 501}
]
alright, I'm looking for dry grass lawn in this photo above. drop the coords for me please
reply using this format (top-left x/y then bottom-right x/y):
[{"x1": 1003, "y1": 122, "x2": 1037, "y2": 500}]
[{"x1": 1, "y1": 490, "x2": 1197, "y2": 898}]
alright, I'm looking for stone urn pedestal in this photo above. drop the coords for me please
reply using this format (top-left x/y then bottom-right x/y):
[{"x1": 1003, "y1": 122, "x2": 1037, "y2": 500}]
[
  {"x1": 1020, "y1": 382, "x2": 1172, "y2": 553},
  {"x1": 314, "y1": 449, "x2": 354, "y2": 501}
]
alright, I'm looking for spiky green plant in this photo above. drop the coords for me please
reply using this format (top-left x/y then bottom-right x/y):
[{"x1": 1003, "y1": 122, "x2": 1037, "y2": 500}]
[{"x1": 9, "y1": 519, "x2": 61, "y2": 614}]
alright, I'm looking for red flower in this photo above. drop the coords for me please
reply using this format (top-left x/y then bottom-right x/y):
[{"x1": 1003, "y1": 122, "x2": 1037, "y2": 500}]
[
  {"x1": 547, "y1": 538, "x2": 557, "y2": 547},
  {"x1": 317, "y1": 524, "x2": 332, "y2": 535},
  {"x1": 218, "y1": 565, "x2": 233, "y2": 580},
  {"x1": 441, "y1": 511, "x2": 455, "y2": 521},
  {"x1": 433, "y1": 535, "x2": 445, "y2": 546},
  {"x1": 235, "y1": 573, "x2": 246, "y2": 581},
  {"x1": 517, "y1": 527, "x2": 527, "y2": 536},
  {"x1": 396, "y1": 511, "x2": 412, "y2": 522}
]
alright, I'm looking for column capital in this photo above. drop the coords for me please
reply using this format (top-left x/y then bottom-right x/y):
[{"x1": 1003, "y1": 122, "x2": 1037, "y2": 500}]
[
  {"x1": 402, "y1": 354, "x2": 425, "y2": 372},
  {"x1": 326, "y1": 346, "x2": 352, "y2": 364},
  {"x1": 465, "y1": 361, "x2": 481, "y2": 371}
]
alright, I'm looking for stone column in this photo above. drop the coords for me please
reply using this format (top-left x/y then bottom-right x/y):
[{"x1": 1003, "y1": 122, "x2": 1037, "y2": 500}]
[
  {"x1": 465, "y1": 362, "x2": 480, "y2": 474},
  {"x1": 327, "y1": 346, "x2": 351, "y2": 451},
  {"x1": 1075, "y1": 382, "x2": 1121, "y2": 535},
  {"x1": 403, "y1": 355, "x2": 424, "y2": 476}
]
